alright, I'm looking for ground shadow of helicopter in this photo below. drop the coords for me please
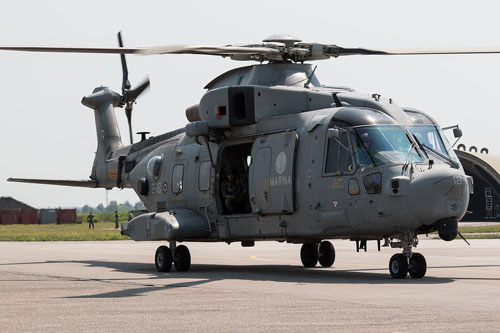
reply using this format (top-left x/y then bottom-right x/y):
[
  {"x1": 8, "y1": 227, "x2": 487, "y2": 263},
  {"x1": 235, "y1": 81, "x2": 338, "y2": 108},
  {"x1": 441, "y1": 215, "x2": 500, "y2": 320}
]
[
  {"x1": 4, "y1": 260, "x2": 500, "y2": 298},
  {"x1": 64, "y1": 261, "x2": 500, "y2": 298},
  {"x1": 0, "y1": 259, "x2": 454, "y2": 299}
]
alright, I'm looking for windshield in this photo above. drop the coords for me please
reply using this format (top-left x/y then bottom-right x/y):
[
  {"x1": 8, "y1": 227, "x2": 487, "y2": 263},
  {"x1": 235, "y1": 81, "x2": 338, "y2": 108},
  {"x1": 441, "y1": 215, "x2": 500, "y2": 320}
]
[
  {"x1": 352, "y1": 125, "x2": 424, "y2": 168},
  {"x1": 409, "y1": 125, "x2": 460, "y2": 164}
]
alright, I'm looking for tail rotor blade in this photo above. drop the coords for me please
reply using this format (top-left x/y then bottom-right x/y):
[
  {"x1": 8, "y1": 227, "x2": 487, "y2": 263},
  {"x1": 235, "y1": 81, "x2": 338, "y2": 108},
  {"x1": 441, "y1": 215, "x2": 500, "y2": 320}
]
[
  {"x1": 118, "y1": 31, "x2": 131, "y2": 91},
  {"x1": 125, "y1": 106, "x2": 133, "y2": 144},
  {"x1": 126, "y1": 77, "x2": 150, "y2": 101},
  {"x1": 116, "y1": 32, "x2": 150, "y2": 145}
]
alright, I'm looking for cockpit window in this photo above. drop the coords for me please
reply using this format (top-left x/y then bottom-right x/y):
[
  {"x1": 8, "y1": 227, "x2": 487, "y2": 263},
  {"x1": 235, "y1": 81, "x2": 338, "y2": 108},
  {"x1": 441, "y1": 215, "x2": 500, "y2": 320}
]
[
  {"x1": 409, "y1": 125, "x2": 460, "y2": 164},
  {"x1": 353, "y1": 126, "x2": 424, "y2": 168},
  {"x1": 147, "y1": 155, "x2": 163, "y2": 180},
  {"x1": 410, "y1": 126, "x2": 446, "y2": 154},
  {"x1": 405, "y1": 111, "x2": 435, "y2": 125},
  {"x1": 324, "y1": 129, "x2": 354, "y2": 175}
]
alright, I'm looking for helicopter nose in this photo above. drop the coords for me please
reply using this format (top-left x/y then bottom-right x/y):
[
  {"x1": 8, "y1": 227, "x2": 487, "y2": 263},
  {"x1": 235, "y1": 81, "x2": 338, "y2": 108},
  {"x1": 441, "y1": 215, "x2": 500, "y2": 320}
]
[{"x1": 407, "y1": 168, "x2": 469, "y2": 224}]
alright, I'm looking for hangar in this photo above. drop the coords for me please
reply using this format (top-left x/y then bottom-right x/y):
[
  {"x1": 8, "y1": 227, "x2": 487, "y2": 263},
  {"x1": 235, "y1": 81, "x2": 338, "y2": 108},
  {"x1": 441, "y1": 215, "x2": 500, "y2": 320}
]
[
  {"x1": 0, "y1": 197, "x2": 34, "y2": 210},
  {"x1": 456, "y1": 146, "x2": 500, "y2": 220}
]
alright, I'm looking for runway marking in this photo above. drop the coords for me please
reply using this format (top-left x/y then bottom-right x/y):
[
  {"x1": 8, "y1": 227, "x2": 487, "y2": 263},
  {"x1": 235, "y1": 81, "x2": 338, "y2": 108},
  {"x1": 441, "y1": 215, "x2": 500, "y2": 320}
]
[
  {"x1": 250, "y1": 254, "x2": 293, "y2": 262},
  {"x1": 196, "y1": 255, "x2": 260, "y2": 261}
]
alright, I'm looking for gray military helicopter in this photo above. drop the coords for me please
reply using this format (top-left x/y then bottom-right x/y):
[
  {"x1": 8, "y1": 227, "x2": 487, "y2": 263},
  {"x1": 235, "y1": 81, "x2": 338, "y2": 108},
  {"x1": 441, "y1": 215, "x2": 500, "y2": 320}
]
[{"x1": 6, "y1": 33, "x2": 494, "y2": 278}]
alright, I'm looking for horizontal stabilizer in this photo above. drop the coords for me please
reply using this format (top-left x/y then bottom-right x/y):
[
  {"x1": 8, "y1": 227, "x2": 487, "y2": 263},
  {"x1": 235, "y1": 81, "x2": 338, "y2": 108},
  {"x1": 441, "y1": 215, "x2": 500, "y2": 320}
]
[{"x1": 7, "y1": 177, "x2": 98, "y2": 188}]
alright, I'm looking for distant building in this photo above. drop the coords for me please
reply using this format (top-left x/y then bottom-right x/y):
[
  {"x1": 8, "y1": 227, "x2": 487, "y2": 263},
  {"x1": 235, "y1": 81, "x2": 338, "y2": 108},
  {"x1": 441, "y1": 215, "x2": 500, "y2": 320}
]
[
  {"x1": 456, "y1": 147, "x2": 500, "y2": 221},
  {"x1": 0, "y1": 197, "x2": 34, "y2": 210}
]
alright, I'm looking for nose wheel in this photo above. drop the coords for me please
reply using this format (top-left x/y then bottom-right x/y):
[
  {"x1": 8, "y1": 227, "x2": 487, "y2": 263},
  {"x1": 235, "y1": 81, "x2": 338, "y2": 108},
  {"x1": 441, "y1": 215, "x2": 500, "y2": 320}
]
[
  {"x1": 408, "y1": 252, "x2": 427, "y2": 278},
  {"x1": 389, "y1": 253, "x2": 427, "y2": 278},
  {"x1": 389, "y1": 254, "x2": 408, "y2": 278},
  {"x1": 388, "y1": 235, "x2": 427, "y2": 279}
]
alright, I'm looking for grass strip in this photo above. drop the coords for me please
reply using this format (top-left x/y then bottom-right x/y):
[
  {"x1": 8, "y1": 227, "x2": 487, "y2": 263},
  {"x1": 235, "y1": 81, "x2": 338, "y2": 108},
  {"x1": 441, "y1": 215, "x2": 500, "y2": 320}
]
[
  {"x1": 0, "y1": 222, "x2": 129, "y2": 241},
  {"x1": 458, "y1": 225, "x2": 500, "y2": 233}
]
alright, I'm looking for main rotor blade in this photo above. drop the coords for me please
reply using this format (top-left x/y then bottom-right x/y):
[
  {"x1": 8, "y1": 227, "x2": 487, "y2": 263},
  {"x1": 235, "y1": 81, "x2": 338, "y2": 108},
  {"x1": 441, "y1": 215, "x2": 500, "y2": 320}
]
[
  {"x1": 0, "y1": 45, "x2": 279, "y2": 57},
  {"x1": 137, "y1": 45, "x2": 281, "y2": 56},
  {"x1": 330, "y1": 46, "x2": 500, "y2": 57},
  {"x1": 7, "y1": 177, "x2": 98, "y2": 188},
  {"x1": 0, "y1": 46, "x2": 142, "y2": 54},
  {"x1": 4, "y1": 43, "x2": 500, "y2": 61}
]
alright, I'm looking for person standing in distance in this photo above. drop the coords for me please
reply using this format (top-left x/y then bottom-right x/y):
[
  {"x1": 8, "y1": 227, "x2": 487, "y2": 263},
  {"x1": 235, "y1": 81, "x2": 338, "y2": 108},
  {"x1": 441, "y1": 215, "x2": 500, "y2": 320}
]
[{"x1": 87, "y1": 211, "x2": 95, "y2": 230}]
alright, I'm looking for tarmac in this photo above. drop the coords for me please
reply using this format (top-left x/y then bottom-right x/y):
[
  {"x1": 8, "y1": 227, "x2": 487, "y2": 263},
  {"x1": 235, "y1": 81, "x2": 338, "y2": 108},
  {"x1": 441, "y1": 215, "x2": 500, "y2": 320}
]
[{"x1": 0, "y1": 238, "x2": 499, "y2": 332}]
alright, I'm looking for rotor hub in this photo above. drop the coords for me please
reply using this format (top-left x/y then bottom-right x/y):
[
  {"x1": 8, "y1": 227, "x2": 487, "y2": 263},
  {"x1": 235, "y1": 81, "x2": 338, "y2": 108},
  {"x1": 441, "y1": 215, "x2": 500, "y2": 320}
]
[{"x1": 263, "y1": 34, "x2": 301, "y2": 47}]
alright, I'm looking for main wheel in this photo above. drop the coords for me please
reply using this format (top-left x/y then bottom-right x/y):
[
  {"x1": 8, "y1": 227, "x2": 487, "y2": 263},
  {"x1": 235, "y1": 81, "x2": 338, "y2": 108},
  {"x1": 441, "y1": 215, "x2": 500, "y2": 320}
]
[
  {"x1": 408, "y1": 253, "x2": 427, "y2": 278},
  {"x1": 318, "y1": 241, "x2": 335, "y2": 267},
  {"x1": 389, "y1": 253, "x2": 408, "y2": 279},
  {"x1": 300, "y1": 243, "x2": 319, "y2": 268},
  {"x1": 155, "y1": 245, "x2": 172, "y2": 272},
  {"x1": 173, "y1": 245, "x2": 191, "y2": 272}
]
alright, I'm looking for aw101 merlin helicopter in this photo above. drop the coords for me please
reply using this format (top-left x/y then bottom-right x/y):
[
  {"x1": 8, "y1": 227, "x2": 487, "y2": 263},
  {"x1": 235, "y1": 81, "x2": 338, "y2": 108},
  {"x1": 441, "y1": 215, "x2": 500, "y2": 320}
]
[{"x1": 7, "y1": 33, "x2": 498, "y2": 278}]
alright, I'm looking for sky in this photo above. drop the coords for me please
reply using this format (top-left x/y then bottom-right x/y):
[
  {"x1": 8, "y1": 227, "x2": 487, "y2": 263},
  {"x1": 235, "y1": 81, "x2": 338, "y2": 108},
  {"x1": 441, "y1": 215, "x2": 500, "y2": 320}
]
[{"x1": 1, "y1": 0, "x2": 499, "y2": 208}]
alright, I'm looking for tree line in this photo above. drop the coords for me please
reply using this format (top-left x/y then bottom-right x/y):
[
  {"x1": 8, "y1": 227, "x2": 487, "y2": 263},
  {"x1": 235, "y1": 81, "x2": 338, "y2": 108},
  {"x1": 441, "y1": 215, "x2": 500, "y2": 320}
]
[{"x1": 79, "y1": 200, "x2": 145, "y2": 213}]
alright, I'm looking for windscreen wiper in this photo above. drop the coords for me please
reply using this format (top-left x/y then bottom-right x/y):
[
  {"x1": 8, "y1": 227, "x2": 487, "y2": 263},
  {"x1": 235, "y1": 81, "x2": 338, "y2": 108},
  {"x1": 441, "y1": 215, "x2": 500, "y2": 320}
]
[
  {"x1": 420, "y1": 143, "x2": 460, "y2": 169},
  {"x1": 402, "y1": 141, "x2": 416, "y2": 174},
  {"x1": 411, "y1": 134, "x2": 428, "y2": 159},
  {"x1": 405, "y1": 133, "x2": 421, "y2": 157}
]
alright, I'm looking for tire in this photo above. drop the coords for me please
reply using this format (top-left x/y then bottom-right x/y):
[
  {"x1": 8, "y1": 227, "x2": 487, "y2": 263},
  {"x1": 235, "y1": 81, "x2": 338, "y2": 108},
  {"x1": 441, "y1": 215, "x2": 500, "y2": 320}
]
[
  {"x1": 389, "y1": 253, "x2": 408, "y2": 279},
  {"x1": 300, "y1": 243, "x2": 319, "y2": 268},
  {"x1": 173, "y1": 245, "x2": 191, "y2": 272},
  {"x1": 155, "y1": 245, "x2": 172, "y2": 272},
  {"x1": 408, "y1": 253, "x2": 427, "y2": 278},
  {"x1": 318, "y1": 241, "x2": 335, "y2": 267}
]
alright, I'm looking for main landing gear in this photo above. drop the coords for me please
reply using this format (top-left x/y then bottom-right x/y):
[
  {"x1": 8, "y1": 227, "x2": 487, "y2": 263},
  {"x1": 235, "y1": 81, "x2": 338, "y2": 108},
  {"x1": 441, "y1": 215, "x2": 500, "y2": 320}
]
[
  {"x1": 388, "y1": 234, "x2": 427, "y2": 279},
  {"x1": 155, "y1": 241, "x2": 191, "y2": 272},
  {"x1": 300, "y1": 241, "x2": 336, "y2": 268}
]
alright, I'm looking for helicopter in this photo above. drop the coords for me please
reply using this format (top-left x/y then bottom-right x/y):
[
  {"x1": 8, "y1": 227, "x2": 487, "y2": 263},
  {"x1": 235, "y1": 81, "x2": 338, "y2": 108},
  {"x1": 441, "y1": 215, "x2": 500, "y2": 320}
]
[{"x1": 5, "y1": 33, "x2": 495, "y2": 279}]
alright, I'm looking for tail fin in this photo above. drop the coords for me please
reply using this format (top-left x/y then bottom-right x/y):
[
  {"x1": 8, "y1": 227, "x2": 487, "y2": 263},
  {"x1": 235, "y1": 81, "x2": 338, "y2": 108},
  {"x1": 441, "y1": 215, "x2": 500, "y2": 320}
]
[
  {"x1": 8, "y1": 86, "x2": 126, "y2": 190},
  {"x1": 81, "y1": 86, "x2": 125, "y2": 189}
]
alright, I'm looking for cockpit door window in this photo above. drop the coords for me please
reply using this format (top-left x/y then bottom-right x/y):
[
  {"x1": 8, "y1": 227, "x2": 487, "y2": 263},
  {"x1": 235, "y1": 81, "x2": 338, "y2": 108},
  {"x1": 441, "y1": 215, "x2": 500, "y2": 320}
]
[
  {"x1": 172, "y1": 164, "x2": 184, "y2": 194},
  {"x1": 198, "y1": 161, "x2": 211, "y2": 191},
  {"x1": 324, "y1": 128, "x2": 354, "y2": 175}
]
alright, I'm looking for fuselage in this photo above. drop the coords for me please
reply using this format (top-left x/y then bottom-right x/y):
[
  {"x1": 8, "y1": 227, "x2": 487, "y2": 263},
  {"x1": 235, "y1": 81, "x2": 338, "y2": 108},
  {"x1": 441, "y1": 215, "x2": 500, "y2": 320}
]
[{"x1": 115, "y1": 63, "x2": 471, "y2": 243}]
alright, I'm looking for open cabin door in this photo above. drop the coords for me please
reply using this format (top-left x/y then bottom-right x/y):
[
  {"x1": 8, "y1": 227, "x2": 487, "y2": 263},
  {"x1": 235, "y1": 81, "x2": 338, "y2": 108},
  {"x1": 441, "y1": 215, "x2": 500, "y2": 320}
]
[{"x1": 249, "y1": 131, "x2": 298, "y2": 214}]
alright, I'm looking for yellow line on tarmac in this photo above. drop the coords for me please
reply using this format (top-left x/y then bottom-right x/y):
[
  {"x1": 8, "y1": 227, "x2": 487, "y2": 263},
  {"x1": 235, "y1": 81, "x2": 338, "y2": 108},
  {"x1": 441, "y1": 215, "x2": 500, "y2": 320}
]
[{"x1": 250, "y1": 254, "x2": 295, "y2": 263}]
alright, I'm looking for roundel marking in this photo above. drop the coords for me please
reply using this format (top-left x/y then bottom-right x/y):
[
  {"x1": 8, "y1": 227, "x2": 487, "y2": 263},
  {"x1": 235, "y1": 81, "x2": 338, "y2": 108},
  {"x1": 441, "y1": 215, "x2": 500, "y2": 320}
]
[
  {"x1": 162, "y1": 181, "x2": 168, "y2": 194},
  {"x1": 275, "y1": 152, "x2": 287, "y2": 175}
]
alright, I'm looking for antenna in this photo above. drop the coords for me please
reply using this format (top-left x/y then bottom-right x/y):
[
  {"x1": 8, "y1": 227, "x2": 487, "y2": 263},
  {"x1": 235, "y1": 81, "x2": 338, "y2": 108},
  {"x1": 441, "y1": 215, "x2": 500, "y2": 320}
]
[{"x1": 304, "y1": 66, "x2": 317, "y2": 88}]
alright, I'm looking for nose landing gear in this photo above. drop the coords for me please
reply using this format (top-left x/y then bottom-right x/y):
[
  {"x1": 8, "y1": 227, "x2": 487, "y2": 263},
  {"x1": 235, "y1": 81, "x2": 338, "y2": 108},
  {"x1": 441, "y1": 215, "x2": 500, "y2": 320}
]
[{"x1": 388, "y1": 234, "x2": 427, "y2": 279}]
